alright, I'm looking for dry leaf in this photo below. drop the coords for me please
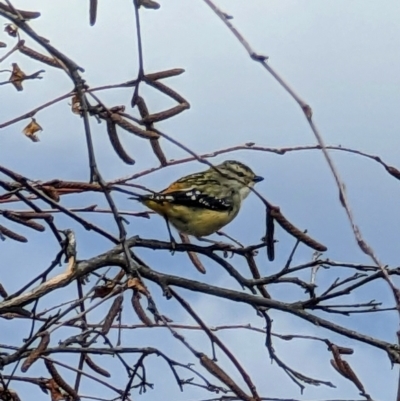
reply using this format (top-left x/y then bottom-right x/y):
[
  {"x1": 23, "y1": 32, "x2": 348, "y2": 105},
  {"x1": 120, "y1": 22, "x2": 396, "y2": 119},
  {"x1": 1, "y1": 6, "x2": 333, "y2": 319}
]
[
  {"x1": 92, "y1": 270, "x2": 125, "y2": 300},
  {"x1": 4, "y1": 24, "x2": 18, "y2": 37},
  {"x1": 23, "y1": 118, "x2": 42, "y2": 142},
  {"x1": 10, "y1": 63, "x2": 26, "y2": 91},
  {"x1": 0, "y1": 387, "x2": 21, "y2": 401},
  {"x1": 70, "y1": 94, "x2": 81, "y2": 114},
  {"x1": 127, "y1": 277, "x2": 149, "y2": 295},
  {"x1": 46, "y1": 379, "x2": 66, "y2": 401},
  {"x1": 92, "y1": 283, "x2": 115, "y2": 299},
  {"x1": 41, "y1": 186, "x2": 60, "y2": 202}
]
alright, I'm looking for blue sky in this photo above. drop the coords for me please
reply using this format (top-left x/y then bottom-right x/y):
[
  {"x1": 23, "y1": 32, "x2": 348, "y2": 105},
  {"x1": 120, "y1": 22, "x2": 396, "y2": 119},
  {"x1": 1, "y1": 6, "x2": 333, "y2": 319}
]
[{"x1": 1, "y1": 1, "x2": 400, "y2": 400}]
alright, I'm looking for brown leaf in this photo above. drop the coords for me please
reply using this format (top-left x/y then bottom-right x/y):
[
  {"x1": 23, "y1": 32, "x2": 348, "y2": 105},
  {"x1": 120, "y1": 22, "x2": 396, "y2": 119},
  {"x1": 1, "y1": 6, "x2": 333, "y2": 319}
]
[
  {"x1": 70, "y1": 94, "x2": 81, "y2": 115},
  {"x1": 4, "y1": 24, "x2": 18, "y2": 37},
  {"x1": 127, "y1": 277, "x2": 149, "y2": 295},
  {"x1": 0, "y1": 387, "x2": 21, "y2": 401},
  {"x1": 22, "y1": 118, "x2": 42, "y2": 142},
  {"x1": 92, "y1": 270, "x2": 125, "y2": 299},
  {"x1": 10, "y1": 62, "x2": 26, "y2": 91},
  {"x1": 40, "y1": 186, "x2": 60, "y2": 202},
  {"x1": 46, "y1": 379, "x2": 66, "y2": 401},
  {"x1": 92, "y1": 284, "x2": 115, "y2": 299}
]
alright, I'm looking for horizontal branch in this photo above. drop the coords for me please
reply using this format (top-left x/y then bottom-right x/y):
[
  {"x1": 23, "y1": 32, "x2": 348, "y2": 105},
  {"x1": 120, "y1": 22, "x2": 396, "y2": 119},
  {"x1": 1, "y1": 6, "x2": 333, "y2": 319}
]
[{"x1": 1, "y1": 236, "x2": 399, "y2": 365}]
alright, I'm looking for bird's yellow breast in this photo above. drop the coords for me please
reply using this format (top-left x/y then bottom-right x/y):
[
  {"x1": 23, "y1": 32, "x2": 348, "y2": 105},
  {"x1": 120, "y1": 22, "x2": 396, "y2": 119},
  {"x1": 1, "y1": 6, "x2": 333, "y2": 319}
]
[{"x1": 142, "y1": 199, "x2": 238, "y2": 237}]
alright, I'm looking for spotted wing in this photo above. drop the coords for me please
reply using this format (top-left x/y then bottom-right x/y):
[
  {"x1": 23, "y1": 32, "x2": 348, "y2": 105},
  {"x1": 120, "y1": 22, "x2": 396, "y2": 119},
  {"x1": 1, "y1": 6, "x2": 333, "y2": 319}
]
[{"x1": 145, "y1": 188, "x2": 233, "y2": 211}]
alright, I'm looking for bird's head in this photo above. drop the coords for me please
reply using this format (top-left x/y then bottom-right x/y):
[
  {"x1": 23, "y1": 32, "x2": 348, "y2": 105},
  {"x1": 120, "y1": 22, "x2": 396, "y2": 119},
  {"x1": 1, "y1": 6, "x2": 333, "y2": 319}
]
[{"x1": 213, "y1": 160, "x2": 263, "y2": 199}]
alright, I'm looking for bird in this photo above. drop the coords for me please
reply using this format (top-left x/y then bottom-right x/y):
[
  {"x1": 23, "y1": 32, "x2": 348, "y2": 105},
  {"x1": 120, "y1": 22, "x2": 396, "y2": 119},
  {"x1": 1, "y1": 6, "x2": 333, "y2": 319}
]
[{"x1": 130, "y1": 160, "x2": 263, "y2": 245}]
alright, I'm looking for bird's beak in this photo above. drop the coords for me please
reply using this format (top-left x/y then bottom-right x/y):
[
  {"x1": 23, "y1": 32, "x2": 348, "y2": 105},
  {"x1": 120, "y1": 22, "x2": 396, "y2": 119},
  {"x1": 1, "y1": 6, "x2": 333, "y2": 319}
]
[{"x1": 253, "y1": 175, "x2": 264, "y2": 183}]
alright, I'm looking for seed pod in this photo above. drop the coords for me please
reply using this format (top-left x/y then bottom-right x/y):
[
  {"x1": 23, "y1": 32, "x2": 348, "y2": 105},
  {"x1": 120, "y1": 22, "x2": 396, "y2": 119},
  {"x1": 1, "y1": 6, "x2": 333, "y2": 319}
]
[
  {"x1": 21, "y1": 332, "x2": 50, "y2": 372},
  {"x1": 44, "y1": 360, "x2": 80, "y2": 401},
  {"x1": 131, "y1": 292, "x2": 153, "y2": 326},
  {"x1": 101, "y1": 295, "x2": 123, "y2": 335},
  {"x1": 105, "y1": 118, "x2": 135, "y2": 165},
  {"x1": 0, "y1": 224, "x2": 28, "y2": 243},
  {"x1": 84, "y1": 355, "x2": 111, "y2": 377}
]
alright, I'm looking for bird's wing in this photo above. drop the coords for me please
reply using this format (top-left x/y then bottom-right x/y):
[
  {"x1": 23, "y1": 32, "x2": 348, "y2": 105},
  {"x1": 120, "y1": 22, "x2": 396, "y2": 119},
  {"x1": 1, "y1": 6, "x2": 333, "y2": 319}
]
[{"x1": 144, "y1": 187, "x2": 234, "y2": 211}]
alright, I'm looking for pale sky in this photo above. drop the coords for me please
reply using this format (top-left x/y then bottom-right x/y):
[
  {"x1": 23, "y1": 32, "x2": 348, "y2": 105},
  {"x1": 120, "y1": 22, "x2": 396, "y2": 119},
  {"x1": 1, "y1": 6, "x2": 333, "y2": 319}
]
[{"x1": 1, "y1": 1, "x2": 400, "y2": 400}]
